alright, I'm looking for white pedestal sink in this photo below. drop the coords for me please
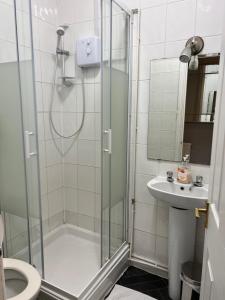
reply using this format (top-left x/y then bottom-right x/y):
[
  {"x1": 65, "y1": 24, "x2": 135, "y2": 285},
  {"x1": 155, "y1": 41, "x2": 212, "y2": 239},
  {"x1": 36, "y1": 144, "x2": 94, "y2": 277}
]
[{"x1": 147, "y1": 176, "x2": 208, "y2": 300}]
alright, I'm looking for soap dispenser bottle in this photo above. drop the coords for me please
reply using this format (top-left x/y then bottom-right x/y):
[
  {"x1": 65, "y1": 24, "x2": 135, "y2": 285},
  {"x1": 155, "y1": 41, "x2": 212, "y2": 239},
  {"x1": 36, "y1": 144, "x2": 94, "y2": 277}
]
[{"x1": 177, "y1": 154, "x2": 192, "y2": 184}]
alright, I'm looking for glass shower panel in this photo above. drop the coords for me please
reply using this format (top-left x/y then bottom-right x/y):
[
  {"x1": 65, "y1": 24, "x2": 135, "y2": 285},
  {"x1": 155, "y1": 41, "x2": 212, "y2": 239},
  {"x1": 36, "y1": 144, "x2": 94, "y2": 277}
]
[
  {"x1": 102, "y1": 0, "x2": 130, "y2": 263},
  {"x1": 14, "y1": 0, "x2": 44, "y2": 275},
  {"x1": 0, "y1": 1, "x2": 30, "y2": 263},
  {"x1": 101, "y1": 0, "x2": 111, "y2": 265},
  {"x1": 110, "y1": 1, "x2": 129, "y2": 256},
  {"x1": 0, "y1": 0, "x2": 43, "y2": 276}
]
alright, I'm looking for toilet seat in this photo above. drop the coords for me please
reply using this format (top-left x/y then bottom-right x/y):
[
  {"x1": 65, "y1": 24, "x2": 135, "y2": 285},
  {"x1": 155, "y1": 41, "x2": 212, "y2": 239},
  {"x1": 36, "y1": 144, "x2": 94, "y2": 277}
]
[{"x1": 3, "y1": 258, "x2": 41, "y2": 300}]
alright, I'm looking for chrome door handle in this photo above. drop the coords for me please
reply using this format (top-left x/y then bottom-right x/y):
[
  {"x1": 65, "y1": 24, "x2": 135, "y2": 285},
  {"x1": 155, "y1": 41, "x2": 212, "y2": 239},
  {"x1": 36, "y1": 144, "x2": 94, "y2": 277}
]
[
  {"x1": 104, "y1": 129, "x2": 112, "y2": 155},
  {"x1": 24, "y1": 131, "x2": 37, "y2": 159}
]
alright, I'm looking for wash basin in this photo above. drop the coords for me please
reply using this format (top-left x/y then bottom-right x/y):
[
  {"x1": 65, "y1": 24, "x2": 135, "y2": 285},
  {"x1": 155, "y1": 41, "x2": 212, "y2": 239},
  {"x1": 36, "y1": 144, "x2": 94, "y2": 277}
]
[{"x1": 147, "y1": 176, "x2": 208, "y2": 209}]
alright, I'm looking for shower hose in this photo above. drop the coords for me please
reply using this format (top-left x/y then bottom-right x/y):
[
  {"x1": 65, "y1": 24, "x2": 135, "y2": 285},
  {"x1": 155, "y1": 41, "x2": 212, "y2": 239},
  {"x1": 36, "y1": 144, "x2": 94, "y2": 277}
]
[{"x1": 49, "y1": 54, "x2": 85, "y2": 156}]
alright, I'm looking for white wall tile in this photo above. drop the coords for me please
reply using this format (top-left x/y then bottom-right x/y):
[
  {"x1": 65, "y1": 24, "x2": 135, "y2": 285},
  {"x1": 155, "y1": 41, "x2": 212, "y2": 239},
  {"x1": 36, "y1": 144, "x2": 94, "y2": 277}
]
[
  {"x1": 165, "y1": 40, "x2": 187, "y2": 58},
  {"x1": 56, "y1": 0, "x2": 75, "y2": 24},
  {"x1": 140, "y1": 5, "x2": 166, "y2": 45},
  {"x1": 63, "y1": 164, "x2": 77, "y2": 188},
  {"x1": 195, "y1": 0, "x2": 224, "y2": 37},
  {"x1": 166, "y1": 0, "x2": 196, "y2": 42},
  {"x1": 78, "y1": 214, "x2": 94, "y2": 231},
  {"x1": 137, "y1": 113, "x2": 148, "y2": 144},
  {"x1": 134, "y1": 202, "x2": 157, "y2": 234},
  {"x1": 155, "y1": 236, "x2": 168, "y2": 265},
  {"x1": 139, "y1": 44, "x2": 164, "y2": 80},
  {"x1": 202, "y1": 35, "x2": 221, "y2": 54},
  {"x1": 135, "y1": 174, "x2": 156, "y2": 205},
  {"x1": 138, "y1": 80, "x2": 150, "y2": 113},
  {"x1": 156, "y1": 205, "x2": 169, "y2": 237},
  {"x1": 136, "y1": 144, "x2": 159, "y2": 174},
  {"x1": 140, "y1": 0, "x2": 166, "y2": 9},
  {"x1": 77, "y1": 165, "x2": 96, "y2": 192},
  {"x1": 47, "y1": 164, "x2": 62, "y2": 192},
  {"x1": 48, "y1": 188, "x2": 63, "y2": 217},
  {"x1": 46, "y1": 139, "x2": 62, "y2": 166},
  {"x1": 133, "y1": 230, "x2": 156, "y2": 260},
  {"x1": 78, "y1": 190, "x2": 95, "y2": 217},
  {"x1": 77, "y1": 140, "x2": 96, "y2": 166},
  {"x1": 40, "y1": 51, "x2": 55, "y2": 83},
  {"x1": 39, "y1": 20, "x2": 56, "y2": 53},
  {"x1": 74, "y1": 0, "x2": 95, "y2": 23},
  {"x1": 78, "y1": 113, "x2": 96, "y2": 140},
  {"x1": 64, "y1": 187, "x2": 78, "y2": 212},
  {"x1": 35, "y1": 82, "x2": 43, "y2": 112}
]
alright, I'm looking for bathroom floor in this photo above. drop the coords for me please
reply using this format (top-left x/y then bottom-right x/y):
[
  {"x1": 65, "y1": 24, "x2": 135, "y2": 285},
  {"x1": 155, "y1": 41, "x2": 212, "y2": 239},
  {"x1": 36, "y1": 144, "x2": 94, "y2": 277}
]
[
  {"x1": 115, "y1": 266, "x2": 200, "y2": 300},
  {"x1": 42, "y1": 225, "x2": 100, "y2": 296}
]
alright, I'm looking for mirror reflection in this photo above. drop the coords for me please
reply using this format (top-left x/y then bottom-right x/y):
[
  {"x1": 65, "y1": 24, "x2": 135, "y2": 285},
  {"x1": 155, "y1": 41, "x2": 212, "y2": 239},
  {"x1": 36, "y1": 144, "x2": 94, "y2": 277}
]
[{"x1": 147, "y1": 53, "x2": 220, "y2": 165}]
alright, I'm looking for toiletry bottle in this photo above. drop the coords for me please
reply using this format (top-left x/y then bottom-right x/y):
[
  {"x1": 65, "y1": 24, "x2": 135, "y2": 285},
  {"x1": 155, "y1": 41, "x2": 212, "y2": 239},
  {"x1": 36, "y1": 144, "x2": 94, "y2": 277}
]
[{"x1": 177, "y1": 155, "x2": 192, "y2": 184}]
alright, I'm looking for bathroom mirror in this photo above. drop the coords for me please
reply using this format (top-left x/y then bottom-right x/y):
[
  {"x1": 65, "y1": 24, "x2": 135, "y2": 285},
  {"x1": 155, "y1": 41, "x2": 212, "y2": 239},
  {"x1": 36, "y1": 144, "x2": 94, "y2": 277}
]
[{"x1": 147, "y1": 54, "x2": 220, "y2": 165}]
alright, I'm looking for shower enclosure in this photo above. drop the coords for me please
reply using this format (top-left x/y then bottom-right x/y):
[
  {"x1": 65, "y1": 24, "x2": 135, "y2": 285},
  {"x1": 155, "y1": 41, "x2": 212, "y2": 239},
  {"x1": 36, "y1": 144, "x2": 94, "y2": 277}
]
[{"x1": 0, "y1": 0, "x2": 133, "y2": 299}]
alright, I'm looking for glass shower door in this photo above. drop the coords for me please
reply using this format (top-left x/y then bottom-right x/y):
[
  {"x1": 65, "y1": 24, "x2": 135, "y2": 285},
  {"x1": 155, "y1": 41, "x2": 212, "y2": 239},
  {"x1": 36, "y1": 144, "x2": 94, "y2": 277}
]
[
  {"x1": 101, "y1": 0, "x2": 130, "y2": 264},
  {"x1": 101, "y1": 0, "x2": 111, "y2": 264},
  {"x1": 0, "y1": 0, "x2": 43, "y2": 276}
]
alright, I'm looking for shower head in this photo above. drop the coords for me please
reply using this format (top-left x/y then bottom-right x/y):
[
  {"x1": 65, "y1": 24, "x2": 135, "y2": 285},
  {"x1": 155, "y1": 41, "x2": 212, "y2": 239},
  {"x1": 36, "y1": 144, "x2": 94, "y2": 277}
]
[
  {"x1": 56, "y1": 26, "x2": 65, "y2": 36},
  {"x1": 179, "y1": 36, "x2": 204, "y2": 64},
  {"x1": 56, "y1": 25, "x2": 69, "y2": 54}
]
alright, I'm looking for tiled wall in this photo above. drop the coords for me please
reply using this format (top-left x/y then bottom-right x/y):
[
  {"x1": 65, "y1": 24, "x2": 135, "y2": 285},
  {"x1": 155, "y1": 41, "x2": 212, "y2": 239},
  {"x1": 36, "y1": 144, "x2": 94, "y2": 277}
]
[
  {"x1": 32, "y1": 0, "x2": 101, "y2": 235},
  {"x1": 58, "y1": 0, "x2": 101, "y2": 233},
  {"x1": 32, "y1": 0, "x2": 64, "y2": 235},
  {"x1": 122, "y1": 0, "x2": 224, "y2": 268}
]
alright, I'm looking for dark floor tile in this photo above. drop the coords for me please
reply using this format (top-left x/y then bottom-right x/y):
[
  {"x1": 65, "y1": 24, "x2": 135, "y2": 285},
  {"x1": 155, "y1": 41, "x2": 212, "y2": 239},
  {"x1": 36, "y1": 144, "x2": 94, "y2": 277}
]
[
  {"x1": 118, "y1": 275, "x2": 167, "y2": 289},
  {"x1": 117, "y1": 267, "x2": 169, "y2": 300},
  {"x1": 117, "y1": 266, "x2": 200, "y2": 300},
  {"x1": 119, "y1": 266, "x2": 165, "y2": 282},
  {"x1": 192, "y1": 290, "x2": 200, "y2": 300},
  {"x1": 142, "y1": 289, "x2": 162, "y2": 299},
  {"x1": 159, "y1": 287, "x2": 172, "y2": 300}
]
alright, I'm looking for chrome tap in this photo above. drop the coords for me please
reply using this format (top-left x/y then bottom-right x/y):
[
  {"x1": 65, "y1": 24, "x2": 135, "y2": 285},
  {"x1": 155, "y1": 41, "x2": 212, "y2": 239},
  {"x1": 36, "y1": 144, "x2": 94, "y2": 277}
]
[
  {"x1": 189, "y1": 176, "x2": 203, "y2": 190},
  {"x1": 167, "y1": 171, "x2": 174, "y2": 182},
  {"x1": 194, "y1": 176, "x2": 203, "y2": 187}
]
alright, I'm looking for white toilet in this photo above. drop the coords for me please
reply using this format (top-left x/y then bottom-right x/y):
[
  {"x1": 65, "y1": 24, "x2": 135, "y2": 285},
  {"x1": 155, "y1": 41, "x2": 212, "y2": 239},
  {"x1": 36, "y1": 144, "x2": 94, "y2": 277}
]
[{"x1": 3, "y1": 258, "x2": 41, "y2": 300}]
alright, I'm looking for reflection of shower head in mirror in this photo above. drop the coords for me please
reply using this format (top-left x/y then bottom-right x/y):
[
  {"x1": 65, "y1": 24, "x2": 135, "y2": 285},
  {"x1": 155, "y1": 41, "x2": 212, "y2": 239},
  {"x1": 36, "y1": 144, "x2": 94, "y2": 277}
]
[{"x1": 179, "y1": 36, "x2": 204, "y2": 70}]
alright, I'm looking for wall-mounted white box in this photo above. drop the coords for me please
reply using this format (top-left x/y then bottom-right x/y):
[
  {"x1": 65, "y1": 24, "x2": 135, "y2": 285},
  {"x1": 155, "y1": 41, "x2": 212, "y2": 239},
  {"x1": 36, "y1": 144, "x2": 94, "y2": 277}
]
[{"x1": 76, "y1": 36, "x2": 101, "y2": 68}]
